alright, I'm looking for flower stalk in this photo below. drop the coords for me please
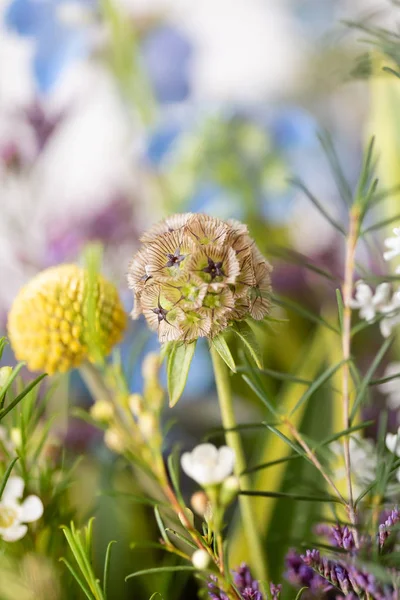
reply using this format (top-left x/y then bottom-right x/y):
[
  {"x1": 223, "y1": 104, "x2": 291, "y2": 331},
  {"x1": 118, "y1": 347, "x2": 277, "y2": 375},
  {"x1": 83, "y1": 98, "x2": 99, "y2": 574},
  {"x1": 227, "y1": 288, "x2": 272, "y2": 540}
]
[
  {"x1": 210, "y1": 345, "x2": 267, "y2": 583},
  {"x1": 341, "y1": 207, "x2": 360, "y2": 538}
]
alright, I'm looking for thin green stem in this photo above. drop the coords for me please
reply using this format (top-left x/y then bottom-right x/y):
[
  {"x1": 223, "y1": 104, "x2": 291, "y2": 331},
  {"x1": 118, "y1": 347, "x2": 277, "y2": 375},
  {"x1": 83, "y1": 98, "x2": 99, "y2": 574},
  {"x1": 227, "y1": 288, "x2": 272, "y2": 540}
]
[{"x1": 210, "y1": 346, "x2": 267, "y2": 582}]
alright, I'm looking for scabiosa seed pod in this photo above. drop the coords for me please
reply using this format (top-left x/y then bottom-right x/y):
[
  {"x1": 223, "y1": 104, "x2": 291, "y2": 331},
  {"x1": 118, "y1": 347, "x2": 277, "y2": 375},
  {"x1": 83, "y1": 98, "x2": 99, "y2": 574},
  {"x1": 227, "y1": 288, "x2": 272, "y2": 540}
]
[
  {"x1": 7, "y1": 264, "x2": 127, "y2": 374},
  {"x1": 127, "y1": 213, "x2": 272, "y2": 342}
]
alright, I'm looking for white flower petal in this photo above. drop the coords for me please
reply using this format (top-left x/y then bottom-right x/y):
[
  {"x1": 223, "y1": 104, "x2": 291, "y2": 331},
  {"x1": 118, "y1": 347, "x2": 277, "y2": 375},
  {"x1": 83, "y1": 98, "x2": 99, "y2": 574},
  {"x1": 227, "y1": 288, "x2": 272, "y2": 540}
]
[
  {"x1": 0, "y1": 524, "x2": 27, "y2": 542},
  {"x1": 216, "y1": 446, "x2": 235, "y2": 479},
  {"x1": 19, "y1": 495, "x2": 43, "y2": 523},
  {"x1": 181, "y1": 452, "x2": 196, "y2": 481},
  {"x1": 386, "y1": 432, "x2": 400, "y2": 456},
  {"x1": 397, "y1": 468, "x2": 400, "y2": 483},
  {"x1": 354, "y1": 283, "x2": 373, "y2": 303},
  {"x1": 360, "y1": 306, "x2": 376, "y2": 322},
  {"x1": 2, "y1": 476, "x2": 24, "y2": 503},
  {"x1": 191, "y1": 443, "x2": 219, "y2": 464},
  {"x1": 373, "y1": 283, "x2": 391, "y2": 307}
]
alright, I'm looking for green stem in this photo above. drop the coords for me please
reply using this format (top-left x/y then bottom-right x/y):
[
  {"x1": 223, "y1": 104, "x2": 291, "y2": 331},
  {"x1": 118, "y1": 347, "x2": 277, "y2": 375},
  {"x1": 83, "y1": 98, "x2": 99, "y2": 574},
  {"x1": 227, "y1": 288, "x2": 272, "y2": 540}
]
[{"x1": 210, "y1": 346, "x2": 267, "y2": 582}]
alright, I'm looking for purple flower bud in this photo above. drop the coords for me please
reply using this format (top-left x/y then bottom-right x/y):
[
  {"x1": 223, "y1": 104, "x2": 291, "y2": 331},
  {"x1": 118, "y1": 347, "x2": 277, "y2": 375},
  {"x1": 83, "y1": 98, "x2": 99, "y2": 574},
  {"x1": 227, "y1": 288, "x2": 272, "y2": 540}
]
[{"x1": 269, "y1": 583, "x2": 282, "y2": 600}]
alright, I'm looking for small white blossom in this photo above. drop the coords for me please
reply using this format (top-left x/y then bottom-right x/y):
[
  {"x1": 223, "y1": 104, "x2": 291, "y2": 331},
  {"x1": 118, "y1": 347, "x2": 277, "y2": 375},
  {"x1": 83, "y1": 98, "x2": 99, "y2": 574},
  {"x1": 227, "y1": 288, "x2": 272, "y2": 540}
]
[
  {"x1": 332, "y1": 436, "x2": 377, "y2": 492},
  {"x1": 0, "y1": 476, "x2": 43, "y2": 542},
  {"x1": 181, "y1": 443, "x2": 235, "y2": 487},
  {"x1": 386, "y1": 428, "x2": 400, "y2": 457},
  {"x1": 378, "y1": 363, "x2": 400, "y2": 409},
  {"x1": 384, "y1": 228, "x2": 400, "y2": 261},
  {"x1": 349, "y1": 281, "x2": 391, "y2": 322}
]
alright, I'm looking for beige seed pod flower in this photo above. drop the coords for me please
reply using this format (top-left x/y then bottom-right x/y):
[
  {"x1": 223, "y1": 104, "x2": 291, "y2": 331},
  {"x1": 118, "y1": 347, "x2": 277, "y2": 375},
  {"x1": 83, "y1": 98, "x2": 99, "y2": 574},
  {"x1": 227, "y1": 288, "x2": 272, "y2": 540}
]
[{"x1": 127, "y1": 213, "x2": 272, "y2": 342}]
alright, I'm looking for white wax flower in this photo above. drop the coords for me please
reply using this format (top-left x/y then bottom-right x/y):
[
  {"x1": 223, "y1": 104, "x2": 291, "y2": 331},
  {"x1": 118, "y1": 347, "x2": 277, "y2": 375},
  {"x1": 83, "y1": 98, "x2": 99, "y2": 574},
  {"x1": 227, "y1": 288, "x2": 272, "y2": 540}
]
[
  {"x1": 0, "y1": 476, "x2": 43, "y2": 542},
  {"x1": 386, "y1": 428, "x2": 400, "y2": 457},
  {"x1": 384, "y1": 228, "x2": 400, "y2": 261},
  {"x1": 378, "y1": 363, "x2": 400, "y2": 409},
  {"x1": 349, "y1": 281, "x2": 391, "y2": 322},
  {"x1": 181, "y1": 443, "x2": 235, "y2": 486}
]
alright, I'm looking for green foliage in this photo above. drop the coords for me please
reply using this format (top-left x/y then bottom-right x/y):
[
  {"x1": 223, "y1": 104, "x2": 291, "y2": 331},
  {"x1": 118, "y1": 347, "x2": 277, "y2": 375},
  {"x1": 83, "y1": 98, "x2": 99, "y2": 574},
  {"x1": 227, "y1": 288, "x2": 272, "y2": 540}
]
[
  {"x1": 166, "y1": 341, "x2": 197, "y2": 407},
  {"x1": 61, "y1": 520, "x2": 116, "y2": 600}
]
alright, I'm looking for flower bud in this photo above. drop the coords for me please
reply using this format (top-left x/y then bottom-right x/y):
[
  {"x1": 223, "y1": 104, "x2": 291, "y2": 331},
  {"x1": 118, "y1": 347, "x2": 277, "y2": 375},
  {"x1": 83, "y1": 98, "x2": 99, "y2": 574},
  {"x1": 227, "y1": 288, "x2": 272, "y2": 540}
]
[
  {"x1": 10, "y1": 428, "x2": 22, "y2": 448},
  {"x1": 220, "y1": 475, "x2": 240, "y2": 506},
  {"x1": 138, "y1": 413, "x2": 156, "y2": 440},
  {"x1": 142, "y1": 353, "x2": 161, "y2": 381},
  {"x1": 90, "y1": 400, "x2": 114, "y2": 423},
  {"x1": 190, "y1": 491, "x2": 210, "y2": 517},
  {"x1": 191, "y1": 549, "x2": 210, "y2": 570},
  {"x1": 178, "y1": 507, "x2": 194, "y2": 528},
  {"x1": 128, "y1": 393, "x2": 144, "y2": 417},
  {"x1": 0, "y1": 367, "x2": 12, "y2": 388},
  {"x1": 104, "y1": 428, "x2": 125, "y2": 454}
]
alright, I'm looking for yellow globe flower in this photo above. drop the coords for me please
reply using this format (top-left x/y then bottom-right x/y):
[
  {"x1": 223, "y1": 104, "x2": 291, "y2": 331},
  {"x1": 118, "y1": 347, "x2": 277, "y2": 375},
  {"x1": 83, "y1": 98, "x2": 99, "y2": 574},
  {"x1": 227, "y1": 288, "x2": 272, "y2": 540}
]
[{"x1": 7, "y1": 264, "x2": 127, "y2": 374}]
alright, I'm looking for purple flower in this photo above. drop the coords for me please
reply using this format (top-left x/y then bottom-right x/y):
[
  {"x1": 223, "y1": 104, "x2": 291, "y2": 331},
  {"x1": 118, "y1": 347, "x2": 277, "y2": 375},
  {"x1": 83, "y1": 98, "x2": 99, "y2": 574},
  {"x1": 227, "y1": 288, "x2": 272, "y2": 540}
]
[
  {"x1": 208, "y1": 564, "x2": 263, "y2": 600},
  {"x1": 379, "y1": 506, "x2": 400, "y2": 548},
  {"x1": 269, "y1": 583, "x2": 282, "y2": 599}
]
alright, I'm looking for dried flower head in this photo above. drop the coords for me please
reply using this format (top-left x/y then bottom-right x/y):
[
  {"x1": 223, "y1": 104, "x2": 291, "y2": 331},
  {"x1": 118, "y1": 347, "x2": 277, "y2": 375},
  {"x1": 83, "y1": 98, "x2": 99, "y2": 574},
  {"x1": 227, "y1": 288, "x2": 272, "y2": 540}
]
[
  {"x1": 127, "y1": 213, "x2": 272, "y2": 342},
  {"x1": 8, "y1": 264, "x2": 126, "y2": 374}
]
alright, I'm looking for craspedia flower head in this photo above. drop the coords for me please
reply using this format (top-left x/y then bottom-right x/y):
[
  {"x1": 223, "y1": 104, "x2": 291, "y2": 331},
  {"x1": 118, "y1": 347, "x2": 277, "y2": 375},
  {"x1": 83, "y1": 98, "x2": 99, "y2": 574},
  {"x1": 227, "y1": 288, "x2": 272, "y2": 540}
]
[
  {"x1": 127, "y1": 213, "x2": 272, "y2": 342},
  {"x1": 8, "y1": 264, "x2": 127, "y2": 374}
]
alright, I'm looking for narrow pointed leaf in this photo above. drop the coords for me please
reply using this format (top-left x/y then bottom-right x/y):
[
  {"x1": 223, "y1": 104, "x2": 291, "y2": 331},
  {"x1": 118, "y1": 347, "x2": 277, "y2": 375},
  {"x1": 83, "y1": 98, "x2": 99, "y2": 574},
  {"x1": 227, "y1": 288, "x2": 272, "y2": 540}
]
[
  {"x1": 238, "y1": 366, "x2": 311, "y2": 385},
  {"x1": 0, "y1": 373, "x2": 47, "y2": 421},
  {"x1": 273, "y1": 296, "x2": 339, "y2": 334},
  {"x1": 0, "y1": 457, "x2": 19, "y2": 499},
  {"x1": 289, "y1": 177, "x2": 346, "y2": 234},
  {"x1": 350, "y1": 335, "x2": 393, "y2": 421},
  {"x1": 289, "y1": 359, "x2": 348, "y2": 416},
  {"x1": 167, "y1": 341, "x2": 197, "y2": 407},
  {"x1": 154, "y1": 506, "x2": 170, "y2": 546},
  {"x1": 126, "y1": 566, "x2": 200, "y2": 581},
  {"x1": 103, "y1": 540, "x2": 116, "y2": 600},
  {"x1": 60, "y1": 558, "x2": 95, "y2": 600},
  {"x1": 231, "y1": 321, "x2": 263, "y2": 368},
  {"x1": 210, "y1": 334, "x2": 236, "y2": 372},
  {"x1": 239, "y1": 490, "x2": 341, "y2": 503}
]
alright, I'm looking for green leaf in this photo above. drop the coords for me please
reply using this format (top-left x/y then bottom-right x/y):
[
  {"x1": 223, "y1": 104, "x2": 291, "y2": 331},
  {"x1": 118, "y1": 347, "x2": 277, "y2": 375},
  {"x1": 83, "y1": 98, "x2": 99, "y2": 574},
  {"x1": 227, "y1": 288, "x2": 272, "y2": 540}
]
[
  {"x1": 239, "y1": 490, "x2": 341, "y2": 503},
  {"x1": 294, "y1": 587, "x2": 309, "y2": 600},
  {"x1": 167, "y1": 341, "x2": 197, "y2": 407},
  {"x1": 210, "y1": 334, "x2": 236, "y2": 372},
  {"x1": 0, "y1": 338, "x2": 8, "y2": 360},
  {"x1": 0, "y1": 457, "x2": 19, "y2": 499},
  {"x1": 0, "y1": 373, "x2": 47, "y2": 421},
  {"x1": 125, "y1": 566, "x2": 200, "y2": 581},
  {"x1": 242, "y1": 374, "x2": 278, "y2": 417},
  {"x1": 289, "y1": 177, "x2": 346, "y2": 234},
  {"x1": 273, "y1": 296, "x2": 339, "y2": 334},
  {"x1": 362, "y1": 213, "x2": 400, "y2": 234},
  {"x1": 336, "y1": 289, "x2": 344, "y2": 332},
  {"x1": 0, "y1": 362, "x2": 25, "y2": 406},
  {"x1": 242, "y1": 453, "x2": 301, "y2": 475},
  {"x1": 289, "y1": 359, "x2": 348, "y2": 416},
  {"x1": 318, "y1": 130, "x2": 353, "y2": 207},
  {"x1": 60, "y1": 558, "x2": 95, "y2": 600},
  {"x1": 350, "y1": 335, "x2": 393, "y2": 422},
  {"x1": 167, "y1": 449, "x2": 185, "y2": 507},
  {"x1": 370, "y1": 371, "x2": 400, "y2": 386},
  {"x1": 230, "y1": 321, "x2": 263, "y2": 368},
  {"x1": 154, "y1": 506, "x2": 170, "y2": 546},
  {"x1": 103, "y1": 540, "x2": 116, "y2": 600},
  {"x1": 238, "y1": 366, "x2": 311, "y2": 385},
  {"x1": 165, "y1": 529, "x2": 197, "y2": 550}
]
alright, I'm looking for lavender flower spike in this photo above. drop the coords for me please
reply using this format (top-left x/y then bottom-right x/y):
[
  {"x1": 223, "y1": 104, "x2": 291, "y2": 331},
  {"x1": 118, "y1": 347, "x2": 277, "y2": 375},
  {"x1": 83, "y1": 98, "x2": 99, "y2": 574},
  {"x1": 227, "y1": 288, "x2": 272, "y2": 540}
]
[{"x1": 379, "y1": 506, "x2": 400, "y2": 548}]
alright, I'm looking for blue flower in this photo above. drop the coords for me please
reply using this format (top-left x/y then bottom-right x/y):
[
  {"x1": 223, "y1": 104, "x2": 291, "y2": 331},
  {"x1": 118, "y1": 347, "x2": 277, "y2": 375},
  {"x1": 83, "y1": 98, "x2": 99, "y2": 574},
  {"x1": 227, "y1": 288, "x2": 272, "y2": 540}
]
[
  {"x1": 5, "y1": 0, "x2": 93, "y2": 92},
  {"x1": 141, "y1": 25, "x2": 193, "y2": 104}
]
